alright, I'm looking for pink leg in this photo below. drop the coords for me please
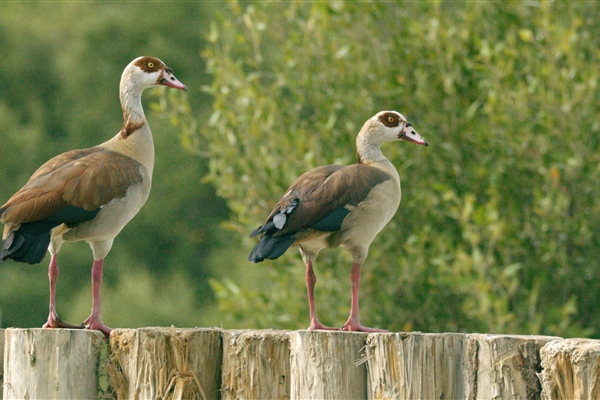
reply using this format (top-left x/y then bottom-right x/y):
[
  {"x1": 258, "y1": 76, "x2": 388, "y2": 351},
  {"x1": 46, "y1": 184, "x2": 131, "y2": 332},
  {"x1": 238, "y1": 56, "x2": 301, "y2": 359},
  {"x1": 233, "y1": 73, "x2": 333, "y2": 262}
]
[
  {"x1": 305, "y1": 261, "x2": 339, "y2": 331},
  {"x1": 83, "y1": 259, "x2": 112, "y2": 337},
  {"x1": 42, "y1": 254, "x2": 83, "y2": 329},
  {"x1": 342, "y1": 262, "x2": 387, "y2": 332}
]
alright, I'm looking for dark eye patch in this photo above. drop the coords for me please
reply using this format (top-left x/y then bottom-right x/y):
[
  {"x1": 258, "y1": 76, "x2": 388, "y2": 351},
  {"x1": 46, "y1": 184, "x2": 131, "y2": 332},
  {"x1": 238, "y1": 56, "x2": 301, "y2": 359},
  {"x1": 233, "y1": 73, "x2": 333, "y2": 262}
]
[
  {"x1": 133, "y1": 56, "x2": 165, "y2": 73},
  {"x1": 378, "y1": 112, "x2": 401, "y2": 128}
]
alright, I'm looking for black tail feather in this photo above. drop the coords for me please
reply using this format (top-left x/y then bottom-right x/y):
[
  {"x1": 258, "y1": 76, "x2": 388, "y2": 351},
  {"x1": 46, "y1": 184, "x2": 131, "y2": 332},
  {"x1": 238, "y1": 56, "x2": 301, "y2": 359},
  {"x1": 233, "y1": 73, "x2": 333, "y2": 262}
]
[
  {"x1": 1, "y1": 221, "x2": 58, "y2": 264},
  {"x1": 248, "y1": 233, "x2": 296, "y2": 263}
]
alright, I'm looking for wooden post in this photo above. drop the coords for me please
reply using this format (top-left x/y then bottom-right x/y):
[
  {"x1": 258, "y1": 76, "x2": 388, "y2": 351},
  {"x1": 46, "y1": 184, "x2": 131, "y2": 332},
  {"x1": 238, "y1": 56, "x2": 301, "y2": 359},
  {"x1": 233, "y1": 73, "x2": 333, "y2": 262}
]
[
  {"x1": 5, "y1": 328, "x2": 600, "y2": 399},
  {"x1": 539, "y1": 338, "x2": 600, "y2": 400},
  {"x1": 221, "y1": 330, "x2": 290, "y2": 399},
  {"x1": 2, "y1": 328, "x2": 104, "y2": 400},
  {"x1": 107, "y1": 327, "x2": 222, "y2": 400},
  {"x1": 365, "y1": 332, "x2": 558, "y2": 400},
  {"x1": 365, "y1": 332, "x2": 469, "y2": 399},
  {"x1": 1, "y1": 329, "x2": 4, "y2": 400},
  {"x1": 290, "y1": 330, "x2": 368, "y2": 400},
  {"x1": 471, "y1": 334, "x2": 559, "y2": 400}
]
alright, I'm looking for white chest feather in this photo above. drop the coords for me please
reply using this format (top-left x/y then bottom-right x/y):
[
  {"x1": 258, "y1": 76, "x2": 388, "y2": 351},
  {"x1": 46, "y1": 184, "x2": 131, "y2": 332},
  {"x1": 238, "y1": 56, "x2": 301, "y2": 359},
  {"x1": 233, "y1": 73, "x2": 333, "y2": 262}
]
[{"x1": 340, "y1": 177, "x2": 401, "y2": 249}]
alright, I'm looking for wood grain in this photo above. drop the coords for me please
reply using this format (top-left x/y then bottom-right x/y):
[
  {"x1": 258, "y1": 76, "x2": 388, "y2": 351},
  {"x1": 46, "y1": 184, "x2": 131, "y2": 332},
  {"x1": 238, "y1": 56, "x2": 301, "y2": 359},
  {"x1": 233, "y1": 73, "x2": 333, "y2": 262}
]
[
  {"x1": 539, "y1": 338, "x2": 600, "y2": 400},
  {"x1": 222, "y1": 330, "x2": 291, "y2": 399},
  {"x1": 290, "y1": 330, "x2": 369, "y2": 400},
  {"x1": 107, "y1": 327, "x2": 222, "y2": 400},
  {"x1": 2, "y1": 328, "x2": 104, "y2": 400}
]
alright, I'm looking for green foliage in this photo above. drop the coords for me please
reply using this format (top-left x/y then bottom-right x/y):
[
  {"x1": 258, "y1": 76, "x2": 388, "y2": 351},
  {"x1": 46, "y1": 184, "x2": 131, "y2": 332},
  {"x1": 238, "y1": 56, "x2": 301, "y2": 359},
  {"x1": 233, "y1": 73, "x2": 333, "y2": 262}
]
[{"x1": 171, "y1": 1, "x2": 600, "y2": 336}]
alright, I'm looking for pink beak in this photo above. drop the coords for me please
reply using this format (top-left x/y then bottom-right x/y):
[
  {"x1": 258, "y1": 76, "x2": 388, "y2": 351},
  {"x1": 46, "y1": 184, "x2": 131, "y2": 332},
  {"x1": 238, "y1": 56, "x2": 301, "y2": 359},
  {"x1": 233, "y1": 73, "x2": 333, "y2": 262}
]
[
  {"x1": 160, "y1": 68, "x2": 187, "y2": 92},
  {"x1": 400, "y1": 123, "x2": 428, "y2": 146}
]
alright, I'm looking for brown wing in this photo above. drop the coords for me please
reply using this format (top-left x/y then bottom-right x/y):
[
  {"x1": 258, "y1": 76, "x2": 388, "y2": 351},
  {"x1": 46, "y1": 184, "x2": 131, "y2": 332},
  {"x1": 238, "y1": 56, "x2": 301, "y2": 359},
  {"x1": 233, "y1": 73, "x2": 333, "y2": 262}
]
[
  {"x1": 0, "y1": 147, "x2": 143, "y2": 225},
  {"x1": 261, "y1": 164, "x2": 392, "y2": 236}
]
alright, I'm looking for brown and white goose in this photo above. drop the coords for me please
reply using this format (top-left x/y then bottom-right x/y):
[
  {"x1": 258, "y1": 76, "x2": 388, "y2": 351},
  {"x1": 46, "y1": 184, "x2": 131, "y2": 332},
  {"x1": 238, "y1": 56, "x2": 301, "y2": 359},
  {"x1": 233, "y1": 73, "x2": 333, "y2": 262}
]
[
  {"x1": 249, "y1": 111, "x2": 428, "y2": 332},
  {"x1": 0, "y1": 56, "x2": 187, "y2": 336}
]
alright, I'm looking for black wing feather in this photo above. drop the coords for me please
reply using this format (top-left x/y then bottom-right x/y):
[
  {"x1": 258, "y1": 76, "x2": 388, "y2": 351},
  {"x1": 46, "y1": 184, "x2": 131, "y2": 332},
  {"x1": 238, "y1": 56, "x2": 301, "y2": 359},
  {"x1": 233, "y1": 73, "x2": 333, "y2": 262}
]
[{"x1": 1, "y1": 205, "x2": 101, "y2": 264}]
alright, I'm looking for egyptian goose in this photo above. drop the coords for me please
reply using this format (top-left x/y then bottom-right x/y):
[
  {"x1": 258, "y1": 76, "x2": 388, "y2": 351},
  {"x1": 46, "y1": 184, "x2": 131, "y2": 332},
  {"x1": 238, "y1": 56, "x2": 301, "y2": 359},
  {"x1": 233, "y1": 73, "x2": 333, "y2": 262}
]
[
  {"x1": 0, "y1": 56, "x2": 187, "y2": 336},
  {"x1": 249, "y1": 111, "x2": 428, "y2": 332}
]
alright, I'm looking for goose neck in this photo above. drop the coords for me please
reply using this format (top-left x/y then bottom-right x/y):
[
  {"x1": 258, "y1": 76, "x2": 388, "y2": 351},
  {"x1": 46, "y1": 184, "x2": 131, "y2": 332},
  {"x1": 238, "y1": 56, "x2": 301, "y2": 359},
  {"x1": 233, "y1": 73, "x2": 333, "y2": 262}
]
[{"x1": 120, "y1": 81, "x2": 147, "y2": 126}]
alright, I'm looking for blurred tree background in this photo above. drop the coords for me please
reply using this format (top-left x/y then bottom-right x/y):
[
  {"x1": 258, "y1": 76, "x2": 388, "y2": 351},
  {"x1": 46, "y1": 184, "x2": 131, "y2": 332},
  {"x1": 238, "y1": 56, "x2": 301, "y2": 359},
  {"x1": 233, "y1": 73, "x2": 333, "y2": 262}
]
[
  {"x1": 2, "y1": 1, "x2": 600, "y2": 338},
  {"x1": 0, "y1": 2, "x2": 228, "y2": 329}
]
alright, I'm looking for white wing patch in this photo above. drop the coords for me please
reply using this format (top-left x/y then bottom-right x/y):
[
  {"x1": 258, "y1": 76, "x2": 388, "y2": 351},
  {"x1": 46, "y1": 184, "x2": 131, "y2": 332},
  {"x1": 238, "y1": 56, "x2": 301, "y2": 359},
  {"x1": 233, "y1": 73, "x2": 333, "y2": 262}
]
[
  {"x1": 273, "y1": 213, "x2": 286, "y2": 229},
  {"x1": 272, "y1": 198, "x2": 299, "y2": 230}
]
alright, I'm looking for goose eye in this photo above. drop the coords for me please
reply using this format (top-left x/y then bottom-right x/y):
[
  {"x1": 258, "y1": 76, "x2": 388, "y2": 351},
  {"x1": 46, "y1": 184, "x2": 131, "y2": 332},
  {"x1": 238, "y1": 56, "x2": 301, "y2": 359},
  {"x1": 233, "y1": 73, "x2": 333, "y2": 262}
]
[{"x1": 147, "y1": 62, "x2": 155, "y2": 68}]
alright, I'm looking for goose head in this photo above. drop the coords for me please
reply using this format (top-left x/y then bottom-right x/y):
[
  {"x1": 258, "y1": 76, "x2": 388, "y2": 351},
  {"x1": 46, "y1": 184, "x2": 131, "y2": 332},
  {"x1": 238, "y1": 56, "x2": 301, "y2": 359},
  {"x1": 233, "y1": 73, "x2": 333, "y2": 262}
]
[
  {"x1": 356, "y1": 111, "x2": 427, "y2": 164},
  {"x1": 121, "y1": 56, "x2": 187, "y2": 92},
  {"x1": 363, "y1": 111, "x2": 428, "y2": 146}
]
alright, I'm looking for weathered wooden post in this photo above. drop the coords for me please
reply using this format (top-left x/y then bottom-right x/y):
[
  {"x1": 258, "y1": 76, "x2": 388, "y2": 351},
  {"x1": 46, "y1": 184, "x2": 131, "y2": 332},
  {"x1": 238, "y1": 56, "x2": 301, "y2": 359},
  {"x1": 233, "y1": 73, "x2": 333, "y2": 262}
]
[
  {"x1": 365, "y1": 332, "x2": 558, "y2": 400},
  {"x1": 290, "y1": 330, "x2": 368, "y2": 400},
  {"x1": 539, "y1": 338, "x2": 600, "y2": 400},
  {"x1": 1, "y1": 328, "x2": 5, "y2": 400},
  {"x1": 107, "y1": 327, "x2": 222, "y2": 400},
  {"x1": 471, "y1": 334, "x2": 559, "y2": 399},
  {"x1": 365, "y1": 332, "x2": 469, "y2": 399},
  {"x1": 2, "y1": 328, "x2": 104, "y2": 400},
  {"x1": 221, "y1": 330, "x2": 290, "y2": 399}
]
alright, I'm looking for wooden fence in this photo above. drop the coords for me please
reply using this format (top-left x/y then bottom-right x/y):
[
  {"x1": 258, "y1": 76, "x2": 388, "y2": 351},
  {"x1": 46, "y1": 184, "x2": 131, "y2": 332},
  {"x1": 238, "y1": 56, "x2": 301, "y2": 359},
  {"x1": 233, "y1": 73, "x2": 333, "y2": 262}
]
[{"x1": 1, "y1": 327, "x2": 599, "y2": 399}]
